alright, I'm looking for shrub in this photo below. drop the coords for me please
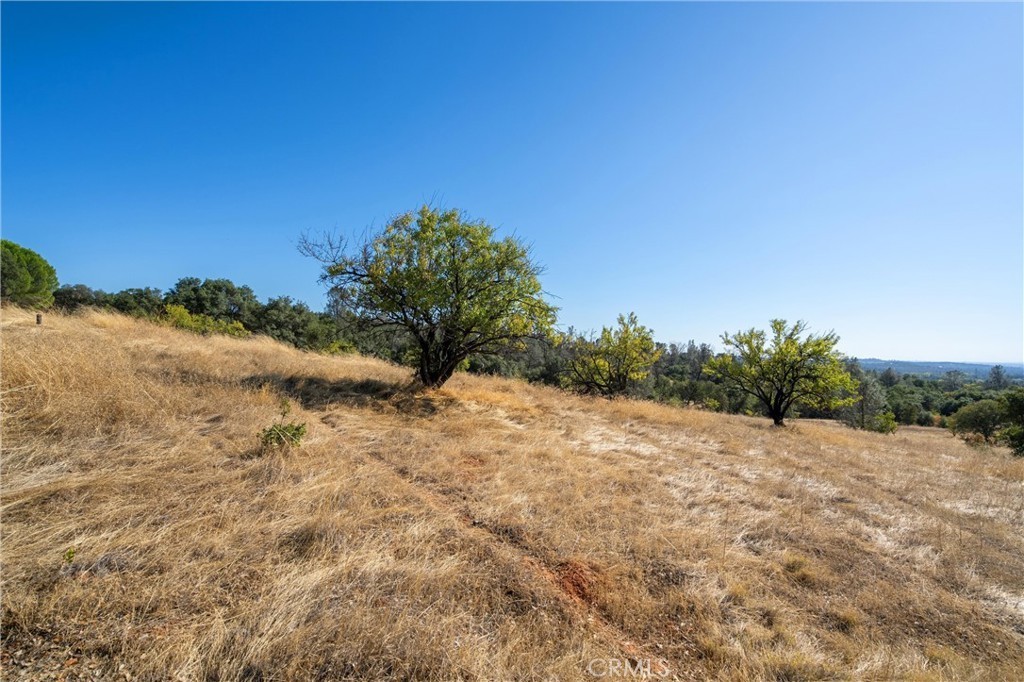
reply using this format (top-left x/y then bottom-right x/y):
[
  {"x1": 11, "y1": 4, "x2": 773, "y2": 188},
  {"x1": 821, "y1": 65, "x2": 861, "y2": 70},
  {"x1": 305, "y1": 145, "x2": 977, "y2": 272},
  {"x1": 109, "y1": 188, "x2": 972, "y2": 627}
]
[
  {"x1": 259, "y1": 422, "x2": 308, "y2": 448},
  {"x1": 949, "y1": 399, "x2": 1003, "y2": 444},
  {"x1": 873, "y1": 411, "x2": 898, "y2": 434},
  {"x1": 164, "y1": 304, "x2": 249, "y2": 337},
  {"x1": 258, "y1": 399, "x2": 307, "y2": 451}
]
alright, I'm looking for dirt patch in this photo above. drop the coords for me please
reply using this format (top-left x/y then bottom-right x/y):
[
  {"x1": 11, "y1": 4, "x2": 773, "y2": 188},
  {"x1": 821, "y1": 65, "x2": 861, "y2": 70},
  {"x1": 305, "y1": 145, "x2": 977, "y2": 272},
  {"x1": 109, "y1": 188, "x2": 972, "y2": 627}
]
[{"x1": 556, "y1": 559, "x2": 603, "y2": 605}]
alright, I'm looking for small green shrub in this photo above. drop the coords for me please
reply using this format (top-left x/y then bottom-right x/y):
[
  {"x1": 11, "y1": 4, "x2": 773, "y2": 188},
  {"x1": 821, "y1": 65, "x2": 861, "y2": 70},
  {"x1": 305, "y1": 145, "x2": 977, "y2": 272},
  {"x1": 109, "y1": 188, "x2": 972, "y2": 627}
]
[
  {"x1": 872, "y1": 411, "x2": 898, "y2": 434},
  {"x1": 316, "y1": 339, "x2": 357, "y2": 355},
  {"x1": 260, "y1": 422, "x2": 308, "y2": 448},
  {"x1": 258, "y1": 399, "x2": 307, "y2": 451},
  {"x1": 164, "y1": 304, "x2": 249, "y2": 337}
]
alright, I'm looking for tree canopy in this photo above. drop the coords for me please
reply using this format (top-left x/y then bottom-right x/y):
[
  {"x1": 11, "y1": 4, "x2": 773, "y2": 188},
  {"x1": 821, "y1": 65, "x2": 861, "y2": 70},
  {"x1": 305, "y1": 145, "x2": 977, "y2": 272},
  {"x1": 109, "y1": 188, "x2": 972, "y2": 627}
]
[
  {"x1": 999, "y1": 388, "x2": 1024, "y2": 456},
  {"x1": 950, "y1": 399, "x2": 1003, "y2": 443},
  {"x1": 301, "y1": 206, "x2": 557, "y2": 388},
  {"x1": 567, "y1": 312, "x2": 662, "y2": 397},
  {"x1": 164, "y1": 277, "x2": 261, "y2": 327},
  {"x1": 835, "y1": 360, "x2": 896, "y2": 433},
  {"x1": 705, "y1": 319, "x2": 858, "y2": 426},
  {"x1": 1, "y1": 240, "x2": 58, "y2": 308}
]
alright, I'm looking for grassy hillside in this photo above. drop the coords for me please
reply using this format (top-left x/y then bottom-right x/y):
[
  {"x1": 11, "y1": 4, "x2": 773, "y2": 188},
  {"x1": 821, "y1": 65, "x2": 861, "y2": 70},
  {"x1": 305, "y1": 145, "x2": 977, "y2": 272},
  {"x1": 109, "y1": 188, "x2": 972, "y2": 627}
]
[{"x1": 2, "y1": 308, "x2": 1022, "y2": 681}]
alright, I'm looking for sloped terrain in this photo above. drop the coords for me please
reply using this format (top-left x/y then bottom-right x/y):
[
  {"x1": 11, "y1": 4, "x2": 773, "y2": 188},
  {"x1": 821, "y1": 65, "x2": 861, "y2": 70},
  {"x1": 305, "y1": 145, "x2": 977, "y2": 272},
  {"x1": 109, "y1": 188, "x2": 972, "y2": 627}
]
[{"x1": 2, "y1": 308, "x2": 1022, "y2": 680}]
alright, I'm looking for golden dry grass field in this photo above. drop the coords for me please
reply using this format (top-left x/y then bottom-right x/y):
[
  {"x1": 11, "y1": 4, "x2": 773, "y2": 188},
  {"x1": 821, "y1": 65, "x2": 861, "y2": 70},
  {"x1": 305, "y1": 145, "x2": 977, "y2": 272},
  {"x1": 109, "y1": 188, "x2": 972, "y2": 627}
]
[{"x1": 2, "y1": 308, "x2": 1023, "y2": 681}]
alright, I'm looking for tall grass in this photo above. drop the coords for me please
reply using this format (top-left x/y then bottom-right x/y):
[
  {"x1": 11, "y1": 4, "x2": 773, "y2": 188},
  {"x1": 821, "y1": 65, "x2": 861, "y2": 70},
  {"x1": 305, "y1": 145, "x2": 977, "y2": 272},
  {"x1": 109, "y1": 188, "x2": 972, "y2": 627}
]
[{"x1": 2, "y1": 307, "x2": 1022, "y2": 680}]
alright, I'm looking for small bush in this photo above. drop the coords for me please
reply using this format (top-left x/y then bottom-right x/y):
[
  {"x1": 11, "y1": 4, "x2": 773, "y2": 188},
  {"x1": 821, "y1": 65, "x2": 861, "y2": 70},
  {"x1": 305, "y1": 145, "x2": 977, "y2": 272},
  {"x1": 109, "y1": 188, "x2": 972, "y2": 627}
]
[
  {"x1": 257, "y1": 399, "x2": 307, "y2": 452},
  {"x1": 259, "y1": 422, "x2": 307, "y2": 448},
  {"x1": 873, "y1": 411, "x2": 898, "y2": 434},
  {"x1": 164, "y1": 304, "x2": 249, "y2": 337}
]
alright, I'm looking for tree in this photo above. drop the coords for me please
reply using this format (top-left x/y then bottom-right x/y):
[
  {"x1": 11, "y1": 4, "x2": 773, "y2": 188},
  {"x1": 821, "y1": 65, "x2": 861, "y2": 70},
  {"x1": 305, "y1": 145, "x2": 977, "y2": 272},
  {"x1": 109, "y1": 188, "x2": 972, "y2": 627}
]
[
  {"x1": 301, "y1": 205, "x2": 557, "y2": 388},
  {"x1": 252, "y1": 296, "x2": 350, "y2": 352},
  {"x1": 837, "y1": 361, "x2": 896, "y2": 433},
  {"x1": 1, "y1": 240, "x2": 58, "y2": 308},
  {"x1": 998, "y1": 388, "x2": 1024, "y2": 456},
  {"x1": 949, "y1": 399, "x2": 1003, "y2": 443},
  {"x1": 566, "y1": 313, "x2": 663, "y2": 397},
  {"x1": 54, "y1": 284, "x2": 102, "y2": 311},
  {"x1": 879, "y1": 367, "x2": 900, "y2": 388},
  {"x1": 106, "y1": 287, "x2": 165, "y2": 317},
  {"x1": 986, "y1": 365, "x2": 1010, "y2": 390},
  {"x1": 705, "y1": 319, "x2": 858, "y2": 426},
  {"x1": 941, "y1": 370, "x2": 969, "y2": 392},
  {"x1": 164, "y1": 277, "x2": 261, "y2": 327}
]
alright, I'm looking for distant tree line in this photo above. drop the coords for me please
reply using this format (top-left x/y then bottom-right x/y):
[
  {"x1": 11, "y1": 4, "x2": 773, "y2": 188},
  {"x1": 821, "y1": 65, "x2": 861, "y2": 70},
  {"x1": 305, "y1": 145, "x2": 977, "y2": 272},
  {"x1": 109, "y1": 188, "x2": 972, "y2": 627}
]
[{"x1": 53, "y1": 278, "x2": 353, "y2": 353}]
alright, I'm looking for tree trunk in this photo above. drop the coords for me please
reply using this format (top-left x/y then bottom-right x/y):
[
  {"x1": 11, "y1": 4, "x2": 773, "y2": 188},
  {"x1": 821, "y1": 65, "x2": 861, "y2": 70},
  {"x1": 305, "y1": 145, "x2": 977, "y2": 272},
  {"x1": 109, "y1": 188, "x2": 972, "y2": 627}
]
[
  {"x1": 418, "y1": 343, "x2": 462, "y2": 389},
  {"x1": 422, "y1": 362, "x2": 458, "y2": 389},
  {"x1": 769, "y1": 394, "x2": 787, "y2": 426}
]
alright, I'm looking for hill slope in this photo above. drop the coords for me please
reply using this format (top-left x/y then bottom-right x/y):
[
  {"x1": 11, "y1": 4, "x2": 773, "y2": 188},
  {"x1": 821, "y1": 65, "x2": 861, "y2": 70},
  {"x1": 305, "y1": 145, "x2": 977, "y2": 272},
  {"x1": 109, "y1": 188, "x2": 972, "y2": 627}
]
[{"x1": 2, "y1": 309, "x2": 1023, "y2": 681}]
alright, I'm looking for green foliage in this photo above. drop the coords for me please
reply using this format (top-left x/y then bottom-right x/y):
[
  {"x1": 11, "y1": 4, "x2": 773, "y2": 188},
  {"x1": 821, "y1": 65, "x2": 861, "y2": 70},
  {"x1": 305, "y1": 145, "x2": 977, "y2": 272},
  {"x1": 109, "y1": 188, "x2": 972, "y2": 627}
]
[
  {"x1": 949, "y1": 399, "x2": 1003, "y2": 444},
  {"x1": 63, "y1": 547, "x2": 76, "y2": 565},
  {"x1": 163, "y1": 304, "x2": 249, "y2": 337},
  {"x1": 986, "y1": 365, "x2": 1010, "y2": 390},
  {"x1": 646, "y1": 340, "x2": 758, "y2": 414},
  {"x1": 165, "y1": 277, "x2": 261, "y2": 327},
  {"x1": 878, "y1": 367, "x2": 900, "y2": 388},
  {"x1": 465, "y1": 334, "x2": 569, "y2": 386},
  {"x1": 940, "y1": 370, "x2": 970, "y2": 392},
  {"x1": 875, "y1": 411, "x2": 899, "y2": 434},
  {"x1": 836, "y1": 362, "x2": 896, "y2": 433},
  {"x1": 566, "y1": 313, "x2": 663, "y2": 397},
  {"x1": 302, "y1": 205, "x2": 557, "y2": 388},
  {"x1": 705, "y1": 320, "x2": 858, "y2": 426},
  {"x1": 106, "y1": 287, "x2": 165, "y2": 317},
  {"x1": 54, "y1": 284, "x2": 101, "y2": 310},
  {"x1": 253, "y1": 296, "x2": 353, "y2": 353},
  {"x1": 258, "y1": 399, "x2": 307, "y2": 450},
  {"x1": 997, "y1": 388, "x2": 1024, "y2": 456},
  {"x1": 1, "y1": 240, "x2": 58, "y2": 308}
]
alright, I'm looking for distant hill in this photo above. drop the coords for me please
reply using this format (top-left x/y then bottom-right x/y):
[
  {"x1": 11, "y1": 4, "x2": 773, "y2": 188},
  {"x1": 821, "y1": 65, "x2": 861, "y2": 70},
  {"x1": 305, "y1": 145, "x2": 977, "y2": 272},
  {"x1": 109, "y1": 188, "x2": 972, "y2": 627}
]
[{"x1": 856, "y1": 358, "x2": 1024, "y2": 379}]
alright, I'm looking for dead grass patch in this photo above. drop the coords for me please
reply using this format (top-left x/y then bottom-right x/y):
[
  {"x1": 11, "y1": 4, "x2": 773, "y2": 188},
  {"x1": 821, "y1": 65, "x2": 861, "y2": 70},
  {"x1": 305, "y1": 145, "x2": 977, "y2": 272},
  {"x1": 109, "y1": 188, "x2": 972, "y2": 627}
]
[{"x1": 2, "y1": 307, "x2": 1023, "y2": 680}]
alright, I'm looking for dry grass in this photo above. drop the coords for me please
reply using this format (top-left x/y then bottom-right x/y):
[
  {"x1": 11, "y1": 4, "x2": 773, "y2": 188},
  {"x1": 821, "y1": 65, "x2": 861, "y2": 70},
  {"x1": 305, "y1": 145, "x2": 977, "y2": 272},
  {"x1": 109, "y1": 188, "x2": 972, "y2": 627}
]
[{"x1": 2, "y1": 307, "x2": 1022, "y2": 681}]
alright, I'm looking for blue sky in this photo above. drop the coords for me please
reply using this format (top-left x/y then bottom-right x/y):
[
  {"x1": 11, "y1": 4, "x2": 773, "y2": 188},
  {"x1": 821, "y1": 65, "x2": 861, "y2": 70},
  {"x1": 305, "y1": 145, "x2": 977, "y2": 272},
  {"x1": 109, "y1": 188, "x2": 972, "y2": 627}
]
[{"x1": 3, "y1": 2, "x2": 1021, "y2": 362}]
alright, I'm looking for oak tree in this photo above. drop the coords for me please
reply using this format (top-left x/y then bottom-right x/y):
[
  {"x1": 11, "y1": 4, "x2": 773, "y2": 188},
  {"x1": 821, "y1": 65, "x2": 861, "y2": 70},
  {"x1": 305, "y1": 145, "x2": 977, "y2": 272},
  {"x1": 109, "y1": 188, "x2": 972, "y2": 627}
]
[
  {"x1": 705, "y1": 319, "x2": 858, "y2": 426},
  {"x1": 301, "y1": 206, "x2": 556, "y2": 388},
  {"x1": 567, "y1": 312, "x2": 662, "y2": 397}
]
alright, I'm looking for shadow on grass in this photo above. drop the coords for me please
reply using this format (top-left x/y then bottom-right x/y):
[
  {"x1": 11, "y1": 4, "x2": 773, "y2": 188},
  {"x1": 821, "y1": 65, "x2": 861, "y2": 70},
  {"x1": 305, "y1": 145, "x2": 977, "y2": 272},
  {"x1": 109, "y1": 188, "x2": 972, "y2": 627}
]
[{"x1": 245, "y1": 373, "x2": 450, "y2": 417}]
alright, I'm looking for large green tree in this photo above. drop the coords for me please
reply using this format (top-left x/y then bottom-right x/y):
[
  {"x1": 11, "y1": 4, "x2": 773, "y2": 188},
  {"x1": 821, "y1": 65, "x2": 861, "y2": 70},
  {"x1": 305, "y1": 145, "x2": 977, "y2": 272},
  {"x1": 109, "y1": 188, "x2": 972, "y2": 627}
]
[
  {"x1": 705, "y1": 319, "x2": 858, "y2": 426},
  {"x1": 566, "y1": 312, "x2": 662, "y2": 397},
  {"x1": 301, "y1": 206, "x2": 557, "y2": 388},
  {"x1": 1, "y1": 240, "x2": 58, "y2": 308}
]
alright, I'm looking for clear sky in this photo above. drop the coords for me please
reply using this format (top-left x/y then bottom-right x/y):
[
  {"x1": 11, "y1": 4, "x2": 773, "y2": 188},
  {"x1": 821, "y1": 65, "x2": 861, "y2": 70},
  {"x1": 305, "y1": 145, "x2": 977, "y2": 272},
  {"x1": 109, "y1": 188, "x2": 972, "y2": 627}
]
[{"x1": 3, "y1": 2, "x2": 1021, "y2": 363}]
